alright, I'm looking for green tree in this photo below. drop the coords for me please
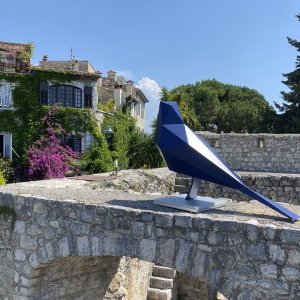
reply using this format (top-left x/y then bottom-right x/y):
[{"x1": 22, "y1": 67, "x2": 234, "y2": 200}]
[
  {"x1": 170, "y1": 80, "x2": 275, "y2": 133},
  {"x1": 128, "y1": 129, "x2": 165, "y2": 169},
  {"x1": 81, "y1": 136, "x2": 113, "y2": 173},
  {"x1": 160, "y1": 87, "x2": 200, "y2": 130},
  {"x1": 276, "y1": 14, "x2": 300, "y2": 132}
]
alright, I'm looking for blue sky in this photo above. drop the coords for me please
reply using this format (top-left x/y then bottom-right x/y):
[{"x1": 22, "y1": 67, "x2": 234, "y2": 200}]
[{"x1": 1, "y1": 0, "x2": 299, "y2": 132}]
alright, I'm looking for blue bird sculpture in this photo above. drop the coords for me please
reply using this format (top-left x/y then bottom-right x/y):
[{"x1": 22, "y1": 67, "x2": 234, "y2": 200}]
[{"x1": 155, "y1": 101, "x2": 299, "y2": 222}]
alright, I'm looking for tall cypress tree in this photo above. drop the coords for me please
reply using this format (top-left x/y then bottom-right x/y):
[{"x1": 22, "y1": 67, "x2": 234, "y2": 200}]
[{"x1": 279, "y1": 14, "x2": 300, "y2": 132}]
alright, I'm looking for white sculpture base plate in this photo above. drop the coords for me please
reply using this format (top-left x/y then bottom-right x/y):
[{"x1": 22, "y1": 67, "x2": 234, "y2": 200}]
[{"x1": 154, "y1": 195, "x2": 228, "y2": 213}]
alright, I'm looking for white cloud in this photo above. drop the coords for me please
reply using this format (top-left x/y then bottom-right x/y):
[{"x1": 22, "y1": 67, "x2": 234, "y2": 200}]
[{"x1": 136, "y1": 77, "x2": 162, "y2": 133}]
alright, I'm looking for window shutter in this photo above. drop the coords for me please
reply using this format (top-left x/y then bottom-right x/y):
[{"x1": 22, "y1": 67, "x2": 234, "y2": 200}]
[
  {"x1": 4, "y1": 134, "x2": 12, "y2": 159},
  {"x1": 39, "y1": 81, "x2": 49, "y2": 105},
  {"x1": 84, "y1": 86, "x2": 93, "y2": 108}
]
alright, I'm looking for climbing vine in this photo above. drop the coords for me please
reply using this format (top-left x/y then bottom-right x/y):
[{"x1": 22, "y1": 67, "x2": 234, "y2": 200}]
[
  {"x1": 102, "y1": 110, "x2": 136, "y2": 169},
  {"x1": 0, "y1": 70, "x2": 103, "y2": 164}
]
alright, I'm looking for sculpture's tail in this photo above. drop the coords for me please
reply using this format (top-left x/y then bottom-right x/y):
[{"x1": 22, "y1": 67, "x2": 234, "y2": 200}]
[{"x1": 238, "y1": 184, "x2": 299, "y2": 221}]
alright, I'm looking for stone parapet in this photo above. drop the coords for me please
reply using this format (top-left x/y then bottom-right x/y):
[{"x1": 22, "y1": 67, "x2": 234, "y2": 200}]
[
  {"x1": 0, "y1": 178, "x2": 300, "y2": 299},
  {"x1": 175, "y1": 171, "x2": 300, "y2": 206},
  {"x1": 198, "y1": 132, "x2": 300, "y2": 173}
]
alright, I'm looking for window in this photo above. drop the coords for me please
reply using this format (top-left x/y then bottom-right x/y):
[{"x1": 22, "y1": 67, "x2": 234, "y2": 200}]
[
  {"x1": 141, "y1": 103, "x2": 145, "y2": 118},
  {"x1": 0, "y1": 133, "x2": 12, "y2": 159},
  {"x1": 84, "y1": 86, "x2": 93, "y2": 108},
  {"x1": 61, "y1": 135, "x2": 82, "y2": 153},
  {"x1": 136, "y1": 102, "x2": 141, "y2": 116},
  {"x1": 48, "y1": 85, "x2": 82, "y2": 108},
  {"x1": 0, "y1": 81, "x2": 13, "y2": 108},
  {"x1": 39, "y1": 81, "x2": 48, "y2": 105}
]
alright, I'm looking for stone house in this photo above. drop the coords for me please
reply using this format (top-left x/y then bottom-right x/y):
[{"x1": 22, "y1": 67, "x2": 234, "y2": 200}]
[
  {"x1": 39, "y1": 60, "x2": 149, "y2": 130},
  {"x1": 0, "y1": 41, "x2": 31, "y2": 159},
  {"x1": 98, "y1": 70, "x2": 149, "y2": 130},
  {"x1": 37, "y1": 57, "x2": 100, "y2": 153},
  {"x1": 0, "y1": 41, "x2": 148, "y2": 161},
  {"x1": 0, "y1": 42, "x2": 100, "y2": 159}
]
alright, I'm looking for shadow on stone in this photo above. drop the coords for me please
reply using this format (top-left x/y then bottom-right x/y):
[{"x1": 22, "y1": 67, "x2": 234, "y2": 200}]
[{"x1": 107, "y1": 198, "x2": 289, "y2": 222}]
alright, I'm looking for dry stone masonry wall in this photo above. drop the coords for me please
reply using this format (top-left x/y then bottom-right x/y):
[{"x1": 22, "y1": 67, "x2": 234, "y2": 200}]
[
  {"x1": 175, "y1": 172, "x2": 300, "y2": 206},
  {"x1": 199, "y1": 132, "x2": 300, "y2": 173},
  {"x1": 27, "y1": 256, "x2": 152, "y2": 300},
  {"x1": 0, "y1": 214, "x2": 14, "y2": 298},
  {"x1": 0, "y1": 181, "x2": 300, "y2": 299}
]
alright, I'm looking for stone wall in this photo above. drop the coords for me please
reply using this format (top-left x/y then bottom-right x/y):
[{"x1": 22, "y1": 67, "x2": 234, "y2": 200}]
[
  {"x1": 0, "y1": 178, "x2": 300, "y2": 299},
  {"x1": 199, "y1": 132, "x2": 300, "y2": 173},
  {"x1": 27, "y1": 256, "x2": 152, "y2": 300},
  {"x1": 175, "y1": 172, "x2": 300, "y2": 206},
  {"x1": 88, "y1": 168, "x2": 176, "y2": 195},
  {"x1": 176, "y1": 273, "x2": 209, "y2": 300},
  {"x1": 0, "y1": 213, "x2": 14, "y2": 298}
]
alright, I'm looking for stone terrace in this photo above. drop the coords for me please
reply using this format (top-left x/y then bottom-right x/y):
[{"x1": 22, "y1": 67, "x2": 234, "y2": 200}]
[{"x1": 1, "y1": 178, "x2": 300, "y2": 299}]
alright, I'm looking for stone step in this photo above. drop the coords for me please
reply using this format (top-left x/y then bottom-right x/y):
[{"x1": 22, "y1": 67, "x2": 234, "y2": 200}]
[
  {"x1": 150, "y1": 276, "x2": 173, "y2": 289},
  {"x1": 147, "y1": 288, "x2": 172, "y2": 300},
  {"x1": 152, "y1": 265, "x2": 176, "y2": 279}
]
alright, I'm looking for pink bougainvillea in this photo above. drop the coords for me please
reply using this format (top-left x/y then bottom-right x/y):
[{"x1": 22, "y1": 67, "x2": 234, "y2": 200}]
[{"x1": 26, "y1": 106, "x2": 79, "y2": 180}]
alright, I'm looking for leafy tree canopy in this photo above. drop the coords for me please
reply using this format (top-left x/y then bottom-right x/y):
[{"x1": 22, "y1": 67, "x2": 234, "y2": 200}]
[{"x1": 165, "y1": 80, "x2": 276, "y2": 133}]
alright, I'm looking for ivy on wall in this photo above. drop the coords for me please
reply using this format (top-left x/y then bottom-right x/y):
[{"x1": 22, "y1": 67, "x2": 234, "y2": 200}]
[
  {"x1": 0, "y1": 70, "x2": 106, "y2": 164},
  {"x1": 101, "y1": 110, "x2": 136, "y2": 169},
  {"x1": 0, "y1": 69, "x2": 163, "y2": 175}
]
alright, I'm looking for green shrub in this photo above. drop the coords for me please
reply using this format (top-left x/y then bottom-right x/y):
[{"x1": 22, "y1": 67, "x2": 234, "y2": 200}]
[
  {"x1": 102, "y1": 111, "x2": 136, "y2": 170},
  {"x1": 128, "y1": 130, "x2": 165, "y2": 169},
  {"x1": 0, "y1": 157, "x2": 14, "y2": 182},
  {"x1": 98, "y1": 99, "x2": 115, "y2": 113},
  {"x1": 81, "y1": 135, "x2": 113, "y2": 173},
  {"x1": 0, "y1": 172, "x2": 6, "y2": 186}
]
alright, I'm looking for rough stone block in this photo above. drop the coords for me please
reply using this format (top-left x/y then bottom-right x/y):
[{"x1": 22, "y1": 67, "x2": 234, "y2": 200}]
[
  {"x1": 77, "y1": 236, "x2": 90, "y2": 256},
  {"x1": 175, "y1": 240, "x2": 193, "y2": 272},
  {"x1": 269, "y1": 244, "x2": 285, "y2": 262},
  {"x1": 260, "y1": 264, "x2": 278, "y2": 279},
  {"x1": 139, "y1": 239, "x2": 156, "y2": 261},
  {"x1": 282, "y1": 267, "x2": 300, "y2": 281},
  {"x1": 288, "y1": 249, "x2": 300, "y2": 265},
  {"x1": 33, "y1": 203, "x2": 44, "y2": 215},
  {"x1": 155, "y1": 215, "x2": 173, "y2": 228},
  {"x1": 14, "y1": 221, "x2": 26, "y2": 234},
  {"x1": 15, "y1": 249, "x2": 27, "y2": 261},
  {"x1": 20, "y1": 236, "x2": 38, "y2": 251},
  {"x1": 157, "y1": 239, "x2": 175, "y2": 267},
  {"x1": 57, "y1": 237, "x2": 70, "y2": 257},
  {"x1": 247, "y1": 243, "x2": 267, "y2": 261}
]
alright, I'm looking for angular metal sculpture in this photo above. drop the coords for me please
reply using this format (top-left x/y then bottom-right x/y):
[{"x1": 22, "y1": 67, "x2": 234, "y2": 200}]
[{"x1": 155, "y1": 101, "x2": 299, "y2": 222}]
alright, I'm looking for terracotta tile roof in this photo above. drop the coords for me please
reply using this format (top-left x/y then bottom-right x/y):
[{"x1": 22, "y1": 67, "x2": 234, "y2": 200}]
[{"x1": 0, "y1": 41, "x2": 29, "y2": 53}]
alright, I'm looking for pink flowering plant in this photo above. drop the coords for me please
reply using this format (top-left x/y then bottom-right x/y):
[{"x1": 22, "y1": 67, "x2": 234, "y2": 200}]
[{"x1": 26, "y1": 106, "x2": 79, "y2": 180}]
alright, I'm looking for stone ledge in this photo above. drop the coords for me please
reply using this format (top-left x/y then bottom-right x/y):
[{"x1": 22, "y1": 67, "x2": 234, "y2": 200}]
[
  {"x1": 175, "y1": 171, "x2": 300, "y2": 206},
  {"x1": 1, "y1": 178, "x2": 300, "y2": 229},
  {"x1": 1, "y1": 178, "x2": 300, "y2": 299}
]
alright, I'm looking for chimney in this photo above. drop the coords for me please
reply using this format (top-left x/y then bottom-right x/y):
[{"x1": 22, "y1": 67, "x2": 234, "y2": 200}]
[
  {"x1": 72, "y1": 59, "x2": 79, "y2": 71},
  {"x1": 126, "y1": 80, "x2": 134, "y2": 95},
  {"x1": 42, "y1": 55, "x2": 48, "y2": 61},
  {"x1": 107, "y1": 70, "x2": 117, "y2": 81}
]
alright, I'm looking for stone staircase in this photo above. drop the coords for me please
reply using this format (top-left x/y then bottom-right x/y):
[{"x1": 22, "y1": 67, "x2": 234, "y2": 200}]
[{"x1": 147, "y1": 265, "x2": 177, "y2": 300}]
